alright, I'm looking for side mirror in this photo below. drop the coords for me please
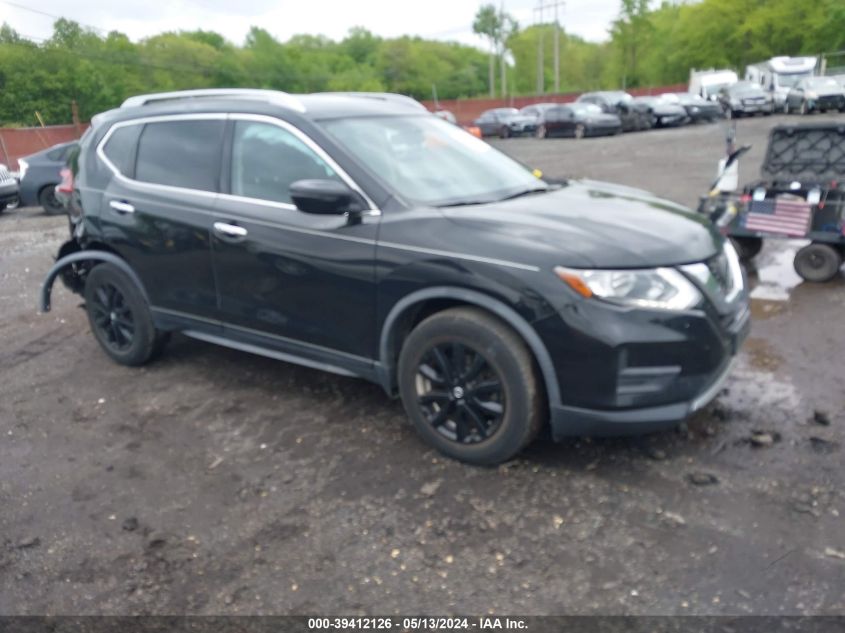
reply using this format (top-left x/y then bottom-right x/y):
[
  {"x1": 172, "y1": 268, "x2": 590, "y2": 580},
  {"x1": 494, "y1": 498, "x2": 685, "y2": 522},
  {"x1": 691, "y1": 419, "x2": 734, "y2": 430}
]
[{"x1": 289, "y1": 179, "x2": 363, "y2": 215}]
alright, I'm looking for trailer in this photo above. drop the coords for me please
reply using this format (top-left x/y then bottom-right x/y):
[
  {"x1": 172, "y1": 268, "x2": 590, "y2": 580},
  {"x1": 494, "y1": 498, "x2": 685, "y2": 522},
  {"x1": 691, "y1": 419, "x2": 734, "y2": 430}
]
[
  {"x1": 745, "y1": 56, "x2": 818, "y2": 107},
  {"x1": 699, "y1": 122, "x2": 845, "y2": 282}
]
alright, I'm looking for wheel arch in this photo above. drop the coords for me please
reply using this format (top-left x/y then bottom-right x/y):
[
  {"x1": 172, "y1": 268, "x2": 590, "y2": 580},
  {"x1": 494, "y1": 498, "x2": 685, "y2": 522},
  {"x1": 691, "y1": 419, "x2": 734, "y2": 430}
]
[
  {"x1": 378, "y1": 286, "x2": 562, "y2": 407},
  {"x1": 40, "y1": 247, "x2": 148, "y2": 312}
]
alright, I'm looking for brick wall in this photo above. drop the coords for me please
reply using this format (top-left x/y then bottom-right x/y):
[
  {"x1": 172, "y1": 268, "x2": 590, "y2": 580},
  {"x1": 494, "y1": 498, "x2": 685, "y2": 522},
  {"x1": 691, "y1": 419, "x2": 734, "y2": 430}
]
[{"x1": 0, "y1": 124, "x2": 88, "y2": 170}]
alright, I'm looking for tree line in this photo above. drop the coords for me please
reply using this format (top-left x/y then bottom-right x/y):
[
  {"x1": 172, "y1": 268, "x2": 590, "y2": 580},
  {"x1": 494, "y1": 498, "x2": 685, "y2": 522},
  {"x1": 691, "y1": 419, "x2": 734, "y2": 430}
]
[{"x1": 0, "y1": 0, "x2": 843, "y2": 126}]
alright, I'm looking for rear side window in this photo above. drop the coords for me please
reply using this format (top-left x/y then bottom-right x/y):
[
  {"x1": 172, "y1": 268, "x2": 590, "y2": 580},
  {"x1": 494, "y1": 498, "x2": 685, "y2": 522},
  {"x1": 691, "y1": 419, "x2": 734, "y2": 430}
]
[
  {"x1": 135, "y1": 120, "x2": 225, "y2": 192},
  {"x1": 102, "y1": 125, "x2": 143, "y2": 178}
]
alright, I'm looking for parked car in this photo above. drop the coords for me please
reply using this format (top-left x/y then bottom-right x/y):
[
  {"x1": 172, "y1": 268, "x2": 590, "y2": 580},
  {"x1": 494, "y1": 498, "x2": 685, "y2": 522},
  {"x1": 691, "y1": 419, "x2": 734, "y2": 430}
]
[
  {"x1": 0, "y1": 163, "x2": 20, "y2": 212},
  {"x1": 717, "y1": 81, "x2": 774, "y2": 118},
  {"x1": 473, "y1": 107, "x2": 538, "y2": 138},
  {"x1": 576, "y1": 91, "x2": 651, "y2": 132},
  {"x1": 663, "y1": 93, "x2": 723, "y2": 123},
  {"x1": 631, "y1": 96, "x2": 689, "y2": 127},
  {"x1": 536, "y1": 103, "x2": 622, "y2": 139},
  {"x1": 433, "y1": 109, "x2": 457, "y2": 124},
  {"x1": 519, "y1": 102, "x2": 560, "y2": 124},
  {"x1": 41, "y1": 89, "x2": 750, "y2": 465},
  {"x1": 689, "y1": 68, "x2": 739, "y2": 102},
  {"x1": 18, "y1": 141, "x2": 78, "y2": 214},
  {"x1": 783, "y1": 76, "x2": 845, "y2": 114}
]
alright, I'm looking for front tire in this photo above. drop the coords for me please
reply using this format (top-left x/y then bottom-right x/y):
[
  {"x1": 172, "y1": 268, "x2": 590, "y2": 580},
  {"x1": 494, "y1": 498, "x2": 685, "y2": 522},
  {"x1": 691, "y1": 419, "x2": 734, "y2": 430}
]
[
  {"x1": 574, "y1": 124, "x2": 586, "y2": 139},
  {"x1": 84, "y1": 263, "x2": 168, "y2": 366},
  {"x1": 499, "y1": 126, "x2": 511, "y2": 139},
  {"x1": 397, "y1": 307, "x2": 543, "y2": 465},
  {"x1": 793, "y1": 243, "x2": 842, "y2": 282}
]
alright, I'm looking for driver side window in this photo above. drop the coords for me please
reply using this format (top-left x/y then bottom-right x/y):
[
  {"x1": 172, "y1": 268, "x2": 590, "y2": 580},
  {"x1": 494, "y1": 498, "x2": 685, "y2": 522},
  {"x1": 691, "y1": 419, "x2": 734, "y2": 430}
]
[{"x1": 230, "y1": 120, "x2": 339, "y2": 205}]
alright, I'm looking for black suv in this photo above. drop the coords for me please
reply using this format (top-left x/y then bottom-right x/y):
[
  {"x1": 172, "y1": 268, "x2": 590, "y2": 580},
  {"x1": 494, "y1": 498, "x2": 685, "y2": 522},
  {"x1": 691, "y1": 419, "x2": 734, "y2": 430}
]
[{"x1": 41, "y1": 89, "x2": 750, "y2": 465}]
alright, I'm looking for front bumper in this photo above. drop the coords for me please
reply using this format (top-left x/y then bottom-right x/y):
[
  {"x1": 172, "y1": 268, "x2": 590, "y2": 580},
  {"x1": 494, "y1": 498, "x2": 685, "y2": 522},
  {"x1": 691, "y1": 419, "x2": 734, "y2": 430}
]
[{"x1": 538, "y1": 295, "x2": 751, "y2": 439}]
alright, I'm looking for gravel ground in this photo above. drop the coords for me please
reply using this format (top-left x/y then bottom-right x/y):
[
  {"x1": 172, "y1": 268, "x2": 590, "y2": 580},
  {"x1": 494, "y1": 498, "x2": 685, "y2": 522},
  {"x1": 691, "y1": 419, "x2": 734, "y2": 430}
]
[{"x1": 0, "y1": 113, "x2": 843, "y2": 616}]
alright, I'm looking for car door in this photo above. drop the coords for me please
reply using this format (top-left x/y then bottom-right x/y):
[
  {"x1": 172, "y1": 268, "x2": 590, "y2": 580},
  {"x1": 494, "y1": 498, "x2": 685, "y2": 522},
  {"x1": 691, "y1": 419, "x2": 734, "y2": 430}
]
[
  {"x1": 478, "y1": 112, "x2": 496, "y2": 136},
  {"x1": 98, "y1": 115, "x2": 224, "y2": 323},
  {"x1": 210, "y1": 114, "x2": 379, "y2": 364}
]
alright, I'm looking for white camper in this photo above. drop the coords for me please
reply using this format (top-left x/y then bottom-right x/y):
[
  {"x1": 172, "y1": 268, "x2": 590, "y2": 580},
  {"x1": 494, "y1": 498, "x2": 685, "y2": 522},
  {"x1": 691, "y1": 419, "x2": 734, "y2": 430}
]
[
  {"x1": 689, "y1": 69, "x2": 739, "y2": 101},
  {"x1": 745, "y1": 56, "x2": 818, "y2": 107}
]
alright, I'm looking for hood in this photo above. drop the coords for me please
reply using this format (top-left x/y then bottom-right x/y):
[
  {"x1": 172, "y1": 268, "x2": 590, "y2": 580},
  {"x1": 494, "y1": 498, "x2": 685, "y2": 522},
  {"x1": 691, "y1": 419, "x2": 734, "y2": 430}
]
[
  {"x1": 502, "y1": 114, "x2": 535, "y2": 125},
  {"x1": 653, "y1": 103, "x2": 687, "y2": 116},
  {"x1": 810, "y1": 86, "x2": 845, "y2": 97},
  {"x1": 583, "y1": 113, "x2": 621, "y2": 125},
  {"x1": 440, "y1": 180, "x2": 721, "y2": 269}
]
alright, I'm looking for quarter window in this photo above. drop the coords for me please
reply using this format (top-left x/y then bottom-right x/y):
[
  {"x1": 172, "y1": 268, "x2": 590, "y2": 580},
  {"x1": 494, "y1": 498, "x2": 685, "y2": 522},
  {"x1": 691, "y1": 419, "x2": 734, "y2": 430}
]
[
  {"x1": 230, "y1": 120, "x2": 339, "y2": 205},
  {"x1": 135, "y1": 120, "x2": 225, "y2": 191}
]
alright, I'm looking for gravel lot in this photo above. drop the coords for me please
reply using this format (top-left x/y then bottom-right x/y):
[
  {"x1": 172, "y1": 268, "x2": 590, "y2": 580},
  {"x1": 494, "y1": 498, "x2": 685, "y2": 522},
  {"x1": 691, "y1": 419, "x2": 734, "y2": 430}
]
[{"x1": 1, "y1": 113, "x2": 843, "y2": 616}]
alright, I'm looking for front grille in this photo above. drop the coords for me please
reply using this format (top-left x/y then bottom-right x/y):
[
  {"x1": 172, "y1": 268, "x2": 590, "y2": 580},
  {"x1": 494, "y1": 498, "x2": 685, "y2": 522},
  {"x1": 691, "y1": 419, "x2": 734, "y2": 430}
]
[{"x1": 0, "y1": 166, "x2": 13, "y2": 183}]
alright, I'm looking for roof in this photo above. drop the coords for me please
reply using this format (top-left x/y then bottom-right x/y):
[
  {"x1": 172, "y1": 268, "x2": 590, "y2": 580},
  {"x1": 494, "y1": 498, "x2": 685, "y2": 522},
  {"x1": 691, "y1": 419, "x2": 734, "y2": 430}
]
[{"x1": 116, "y1": 89, "x2": 427, "y2": 121}]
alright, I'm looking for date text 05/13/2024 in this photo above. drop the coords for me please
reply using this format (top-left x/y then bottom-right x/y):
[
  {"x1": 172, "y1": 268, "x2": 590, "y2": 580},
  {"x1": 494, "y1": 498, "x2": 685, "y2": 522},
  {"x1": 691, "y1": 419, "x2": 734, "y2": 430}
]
[{"x1": 307, "y1": 617, "x2": 528, "y2": 630}]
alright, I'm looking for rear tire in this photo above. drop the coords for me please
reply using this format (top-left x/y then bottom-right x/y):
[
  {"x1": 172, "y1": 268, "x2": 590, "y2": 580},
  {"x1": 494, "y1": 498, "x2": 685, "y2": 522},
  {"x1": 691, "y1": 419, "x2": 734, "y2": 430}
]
[
  {"x1": 793, "y1": 243, "x2": 842, "y2": 282},
  {"x1": 397, "y1": 307, "x2": 543, "y2": 465},
  {"x1": 38, "y1": 186, "x2": 64, "y2": 215},
  {"x1": 83, "y1": 263, "x2": 168, "y2": 366}
]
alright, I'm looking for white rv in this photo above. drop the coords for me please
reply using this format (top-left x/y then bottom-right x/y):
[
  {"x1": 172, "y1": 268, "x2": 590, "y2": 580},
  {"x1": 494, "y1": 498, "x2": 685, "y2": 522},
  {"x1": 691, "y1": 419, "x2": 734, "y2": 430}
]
[
  {"x1": 745, "y1": 56, "x2": 818, "y2": 107},
  {"x1": 689, "y1": 69, "x2": 739, "y2": 101}
]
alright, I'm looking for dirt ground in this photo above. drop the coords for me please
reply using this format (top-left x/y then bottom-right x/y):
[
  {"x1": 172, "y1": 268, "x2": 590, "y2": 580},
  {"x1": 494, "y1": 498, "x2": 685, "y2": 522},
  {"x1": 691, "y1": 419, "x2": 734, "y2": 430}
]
[{"x1": 1, "y1": 113, "x2": 843, "y2": 616}]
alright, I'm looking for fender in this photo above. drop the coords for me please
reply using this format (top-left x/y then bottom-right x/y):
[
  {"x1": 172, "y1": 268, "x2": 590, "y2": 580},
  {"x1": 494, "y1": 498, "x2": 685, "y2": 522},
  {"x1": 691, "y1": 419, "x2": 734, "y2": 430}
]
[
  {"x1": 378, "y1": 286, "x2": 562, "y2": 407},
  {"x1": 40, "y1": 250, "x2": 149, "y2": 312}
]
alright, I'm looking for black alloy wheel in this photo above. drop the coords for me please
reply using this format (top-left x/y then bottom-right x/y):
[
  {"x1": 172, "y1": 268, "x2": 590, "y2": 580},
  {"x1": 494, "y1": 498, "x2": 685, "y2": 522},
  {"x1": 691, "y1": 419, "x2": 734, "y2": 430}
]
[
  {"x1": 83, "y1": 263, "x2": 169, "y2": 366},
  {"x1": 414, "y1": 342, "x2": 505, "y2": 445},
  {"x1": 89, "y1": 281, "x2": 135, "y2": 353},
  {"x1": 397, "y1": 307, "x2": 543, "y2": 465}
]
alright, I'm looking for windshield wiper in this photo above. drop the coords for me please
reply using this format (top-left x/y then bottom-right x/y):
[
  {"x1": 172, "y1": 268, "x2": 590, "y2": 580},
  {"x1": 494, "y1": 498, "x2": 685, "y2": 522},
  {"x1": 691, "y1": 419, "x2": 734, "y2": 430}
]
[{"x1": 499, "y1": 186, "x2": 552, "y2": 201}]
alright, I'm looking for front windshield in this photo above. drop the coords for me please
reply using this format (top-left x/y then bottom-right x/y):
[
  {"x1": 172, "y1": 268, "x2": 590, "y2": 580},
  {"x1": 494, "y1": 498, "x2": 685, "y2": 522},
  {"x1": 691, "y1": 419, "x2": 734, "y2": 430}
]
[
  {"x1": 571, "y1": 104, "x2": 602, "y2": 115},
  {"x1": 778, "y1": 72, "x2": 812, "y2": 88},
  {"x1": 704, "y1": 83, "x2": 730, "y2": 98},
  {"x1": 322, "y1": 115, "x2": 546, "y2": 207}
]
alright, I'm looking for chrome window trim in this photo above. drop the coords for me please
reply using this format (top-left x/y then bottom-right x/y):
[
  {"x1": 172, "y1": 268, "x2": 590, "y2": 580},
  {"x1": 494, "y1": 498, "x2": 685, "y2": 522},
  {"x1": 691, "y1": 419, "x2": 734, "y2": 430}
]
[
  {"x1": 227, "y1": 113, "x2": 379, "y2": 214},
  {"x1": 94, "y1": 114, "x2": 541, "y2": 273},
  {"x1": 96, "y1": 112, "x2": 380, "y2": 214}
]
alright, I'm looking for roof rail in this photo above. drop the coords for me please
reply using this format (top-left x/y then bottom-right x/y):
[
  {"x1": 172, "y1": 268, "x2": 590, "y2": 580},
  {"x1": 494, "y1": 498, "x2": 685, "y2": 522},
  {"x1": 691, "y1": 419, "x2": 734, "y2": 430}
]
[
  {"x1": 121, "y1": 89, "x2": 306, "y2": 113},
  {"x1": 319, "y1": 92, "x2": 427, "y2": 111}
]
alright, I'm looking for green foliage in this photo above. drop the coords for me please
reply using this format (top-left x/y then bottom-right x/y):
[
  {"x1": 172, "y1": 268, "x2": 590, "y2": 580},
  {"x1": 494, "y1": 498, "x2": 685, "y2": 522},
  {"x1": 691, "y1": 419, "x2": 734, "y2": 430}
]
[
  {"x1": 0, "y1": 0, "x2": 841, "y2": 125},
  {"x1": 0, "y1": 21, "x2": 489, "y2": 125}
]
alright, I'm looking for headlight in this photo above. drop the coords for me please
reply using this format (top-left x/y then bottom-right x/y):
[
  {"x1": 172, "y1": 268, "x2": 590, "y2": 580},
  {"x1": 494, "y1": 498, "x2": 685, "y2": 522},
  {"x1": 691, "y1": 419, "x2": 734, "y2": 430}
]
[
  {"x1": 554, "y1": 266, "x2": 702, "y2": 311},
  {"x1": 18, "y1": 159, "x2": 28, "y2": 181},
  {"x1": 806, "y1": 91, "x2": 818, "y2": 100}
]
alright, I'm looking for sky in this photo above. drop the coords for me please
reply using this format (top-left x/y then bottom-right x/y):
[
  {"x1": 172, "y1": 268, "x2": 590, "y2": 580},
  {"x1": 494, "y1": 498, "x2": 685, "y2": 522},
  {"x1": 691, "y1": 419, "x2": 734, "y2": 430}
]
[{"x1": 0, "y1": 0, "x2": 621, "y2": 48}]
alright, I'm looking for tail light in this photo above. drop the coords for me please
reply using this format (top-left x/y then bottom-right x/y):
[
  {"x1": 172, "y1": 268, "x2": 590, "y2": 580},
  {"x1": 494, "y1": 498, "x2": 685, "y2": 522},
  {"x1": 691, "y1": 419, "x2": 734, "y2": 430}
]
[{"x1": 56, "y1": 167, "x2": 74, "y2": 195}]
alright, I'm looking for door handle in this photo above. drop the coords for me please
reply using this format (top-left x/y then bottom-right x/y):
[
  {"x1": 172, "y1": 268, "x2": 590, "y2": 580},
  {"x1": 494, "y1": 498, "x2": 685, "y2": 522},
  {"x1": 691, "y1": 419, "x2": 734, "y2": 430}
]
[
  {"x1": 109, "y1": 200, "x2": 135, "y2": 214},
  {"x1": 213, "y1": 222, "x2": 248, "y2": 238}
]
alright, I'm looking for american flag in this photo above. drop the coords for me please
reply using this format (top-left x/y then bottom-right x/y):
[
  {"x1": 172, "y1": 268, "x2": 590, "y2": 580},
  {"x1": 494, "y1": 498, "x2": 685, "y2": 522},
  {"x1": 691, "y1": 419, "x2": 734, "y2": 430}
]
[{"x1": 742, "y1": 196, "x2": 813, "y2": 237}]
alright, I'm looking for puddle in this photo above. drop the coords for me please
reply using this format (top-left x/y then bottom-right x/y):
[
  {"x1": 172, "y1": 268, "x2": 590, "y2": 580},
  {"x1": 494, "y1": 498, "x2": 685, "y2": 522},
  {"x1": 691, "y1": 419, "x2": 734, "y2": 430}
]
[
  {"x1": 743, "y1": 337, "x2": 783, "y2": 372},
  {"x1": 747, "y1": 240, "x2": 807, "y2": 303}
]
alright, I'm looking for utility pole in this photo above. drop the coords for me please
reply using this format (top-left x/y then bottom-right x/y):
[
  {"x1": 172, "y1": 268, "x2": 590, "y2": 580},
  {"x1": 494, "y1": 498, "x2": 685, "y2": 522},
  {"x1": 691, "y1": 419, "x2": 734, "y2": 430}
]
[
  {"x1": 535, "y1": 0, "x2": 565, "y2": 95},
  {"x1": 534, "y1": 2, "x2": 544, "y2": 95},
  {"x1": 553, "y1": 1, "x2": 561, "y2": 93}
]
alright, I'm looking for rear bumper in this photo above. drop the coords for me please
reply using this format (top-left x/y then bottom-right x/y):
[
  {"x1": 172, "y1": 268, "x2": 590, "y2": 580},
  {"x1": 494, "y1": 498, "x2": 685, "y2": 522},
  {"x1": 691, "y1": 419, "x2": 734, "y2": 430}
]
[{"x1": 0, "y1": 181, "x2": 19, "y2": 206}]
